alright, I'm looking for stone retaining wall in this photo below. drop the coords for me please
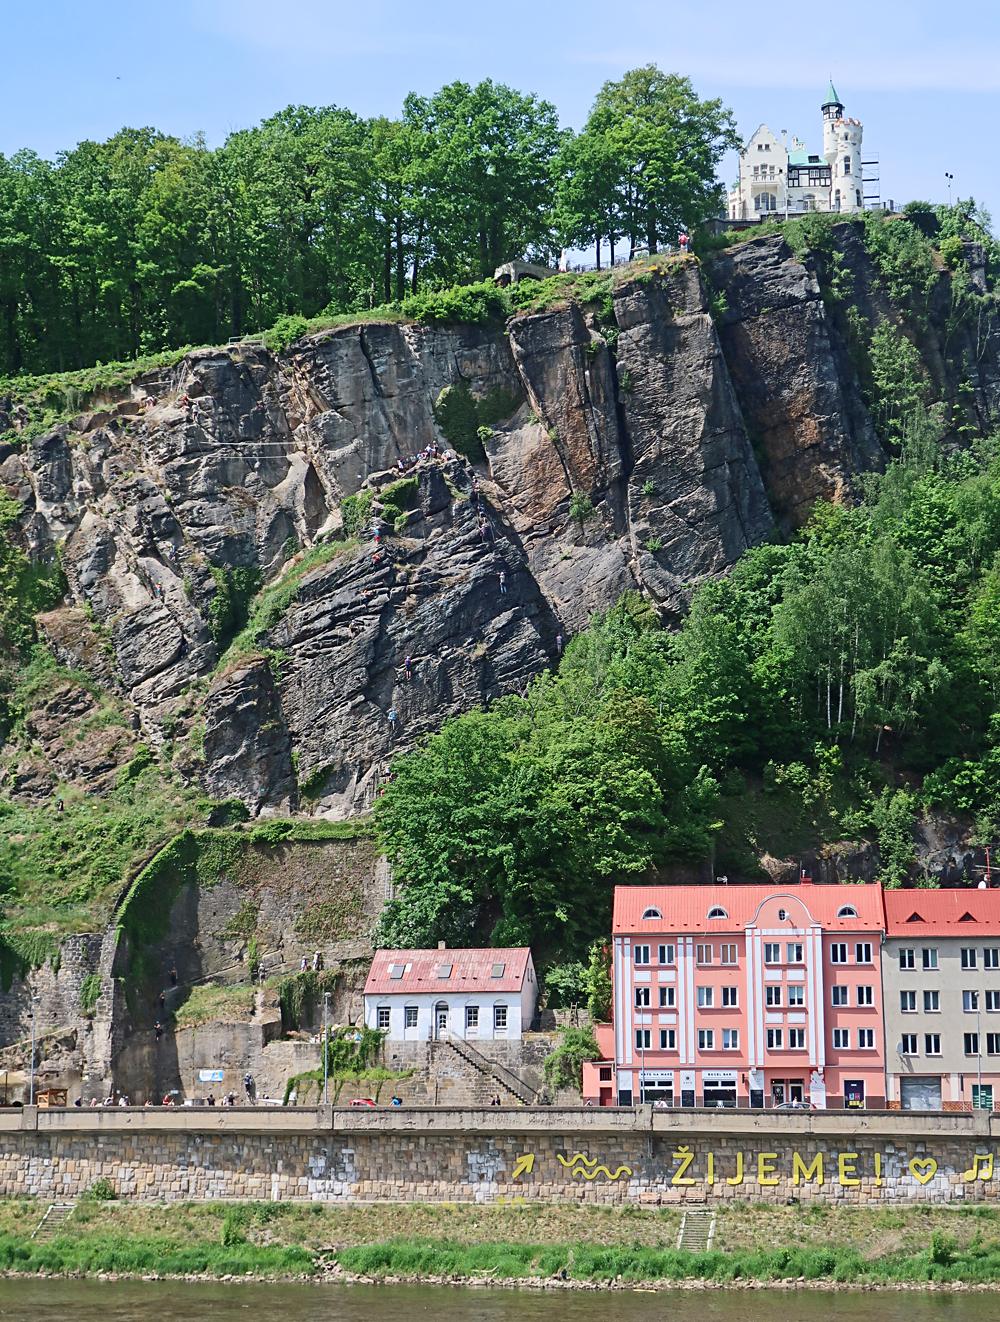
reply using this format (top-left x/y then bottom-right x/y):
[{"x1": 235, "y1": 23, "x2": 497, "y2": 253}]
[{"x1": 6, "y1": 1107, "x2": 1000, "y2": 1205}]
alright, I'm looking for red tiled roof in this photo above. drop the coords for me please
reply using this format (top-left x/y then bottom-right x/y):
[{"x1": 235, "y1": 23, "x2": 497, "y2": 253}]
[
  {"x1": 365, "y1": 947, "x2": 532, "y2": 996},
  {"x1": 884, "y1": 889, "x2": 1000, "y2": 937},
  {"x1": 613, "y1": 884, "x2": 884, "y2": 933}
]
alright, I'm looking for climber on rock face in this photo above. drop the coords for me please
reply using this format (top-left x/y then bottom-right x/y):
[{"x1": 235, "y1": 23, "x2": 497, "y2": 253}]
[
  {"x1": 388, "y1": 705, "x2": 399, "y2": 732},
  {"x1": 403, "y1": 655, "x2": 412, "y2": 681},
  {"x1": 499, "y1": 570, "x2": 507, "y2": 596}
]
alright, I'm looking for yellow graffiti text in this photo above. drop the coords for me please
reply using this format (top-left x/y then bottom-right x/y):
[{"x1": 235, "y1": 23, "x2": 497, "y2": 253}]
[{"x1": 671, "y1": 1146, "x2": 697, "y2": 1185}]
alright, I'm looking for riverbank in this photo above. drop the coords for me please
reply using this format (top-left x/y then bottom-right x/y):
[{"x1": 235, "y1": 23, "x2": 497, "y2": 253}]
[{"x1": 5, "y1": 1200, "x2": 1000, "y2": 1288}]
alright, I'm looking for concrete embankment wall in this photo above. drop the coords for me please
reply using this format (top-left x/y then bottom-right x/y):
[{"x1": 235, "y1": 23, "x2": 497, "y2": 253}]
[{"x1": 6, "y1": 1107, "x2": 1000, "y2": 1205}]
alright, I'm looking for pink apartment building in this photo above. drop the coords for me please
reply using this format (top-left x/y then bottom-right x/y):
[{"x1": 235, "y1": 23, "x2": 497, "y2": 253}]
[{"x1": 584, "y1": 882, "x2": 888, "y2": 1108}]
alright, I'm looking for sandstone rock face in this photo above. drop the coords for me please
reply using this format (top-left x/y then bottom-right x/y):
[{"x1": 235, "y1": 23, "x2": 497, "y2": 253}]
[
  {"x1": 709, "y1": 234, "x2": 883, "y2": 528},
  {"x1": 11, "y1": 244, "x2": 995, "y2": 814}
]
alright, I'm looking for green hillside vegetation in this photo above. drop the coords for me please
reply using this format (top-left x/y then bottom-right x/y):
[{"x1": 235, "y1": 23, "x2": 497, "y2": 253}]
[{"x1": 377, "y1": 427, "x2": 1000, "y2": 964}]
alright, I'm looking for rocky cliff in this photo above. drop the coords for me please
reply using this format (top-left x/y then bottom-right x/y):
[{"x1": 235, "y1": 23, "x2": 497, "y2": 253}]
[{"x1": 3, "y1": 230, "x2": 999, "y2": 823}]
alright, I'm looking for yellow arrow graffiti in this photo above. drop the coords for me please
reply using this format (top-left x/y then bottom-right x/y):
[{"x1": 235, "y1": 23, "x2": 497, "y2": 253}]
[{"x1": 511, "y1": 1152, "x2": 535, "y2": 1180}]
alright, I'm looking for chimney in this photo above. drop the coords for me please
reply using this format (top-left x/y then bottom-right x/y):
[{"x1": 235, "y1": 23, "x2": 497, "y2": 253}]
[{"x1": 437, "y1": 940, "x2": 446, "y2": 950}]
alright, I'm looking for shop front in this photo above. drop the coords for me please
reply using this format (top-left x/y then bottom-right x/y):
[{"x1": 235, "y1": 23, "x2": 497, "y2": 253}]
[{"x1": 700, "y1": 1069, "x2": 738, "y2": 1108}]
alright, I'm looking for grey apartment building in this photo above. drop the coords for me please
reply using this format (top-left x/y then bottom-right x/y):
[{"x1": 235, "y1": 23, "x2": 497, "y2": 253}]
[{"x1": 883, "y1": 890, "x2": 1000, "y2": 1110}]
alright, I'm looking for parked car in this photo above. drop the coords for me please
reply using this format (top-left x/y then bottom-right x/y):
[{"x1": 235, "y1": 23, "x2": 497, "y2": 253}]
[{"x1": 349, "y1": 1097, "x2": 377, "y2": 1107}]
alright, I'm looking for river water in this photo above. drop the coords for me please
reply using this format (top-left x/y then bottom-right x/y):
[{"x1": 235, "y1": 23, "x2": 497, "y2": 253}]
[{"x1": 0, "y1": 1281, "x2": 992, "y2": 1320}]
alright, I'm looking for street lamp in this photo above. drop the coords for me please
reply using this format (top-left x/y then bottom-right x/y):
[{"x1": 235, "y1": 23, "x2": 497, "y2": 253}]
[
  {"x1": 945, "y1": 172, "x2": 954, "y2": 206},
  {"x1": 322, "y1": 992, "x2": 331, "y2": 1104},
  {"x1": 28, "y1": 996, "x2": 40, "y2": 1106},
  {"x1": 977, "y1": 991, "x2": 983, "y2": 1108}
]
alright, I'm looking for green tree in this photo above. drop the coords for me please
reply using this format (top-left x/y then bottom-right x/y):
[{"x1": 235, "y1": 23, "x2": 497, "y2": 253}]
[
  {"x1": 403, "y1": 79, "x2": 562, "y2": 279},
  {"x1": 578, "y1": 67, "x2": 738, "y2": 255},
  {"x1": 542, "y1": 1025, "x2": 600, "y2": 1095}
]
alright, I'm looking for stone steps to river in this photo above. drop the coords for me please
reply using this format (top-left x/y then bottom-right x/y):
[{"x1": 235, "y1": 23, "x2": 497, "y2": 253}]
[
  {"x1": 677, "y1": 1208, "x2": 716, "y2": 1252},
  {"x1": 31, "y1": 1203, "x2": 76, "y2": 1241}
]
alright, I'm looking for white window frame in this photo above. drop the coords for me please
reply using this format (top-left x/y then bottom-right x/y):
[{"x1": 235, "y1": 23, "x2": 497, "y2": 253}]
[
  {"x1": 766, "y1": 1028, "x2": 783, "y2": 1050},
  {"x1": 857, "y1": 985, "x2": 873, "y2": 1007},
  {"x1": 900, "y1": 1033, "x2": 917, "y2": 1055},
  {"x1": 830, "y1": 943, "x2": 847, "y2": 965},
  {"x1": 900, "y1": 990, "x2": 916, "y2": 1013},
  {"x1": 962, "y1": 948, "x2": 978, "y2": 970},
  {"x1": 376, "y1": 1005, "x2": 391, "y2": 1030},
  {"x1": 899, "y1": 948, "x2": 914, "y2": 970},
  {"x1": 658, "y1": 986, "x2": 675, "y2": 1009},
  {"x1": 925, "y1": 1033, "x2": 942, "y2": 1056},
  {"x1": 924, "y1": 989, "x2": 940, "y2": 1013},
  {"x1": 832, "y1": 1028, "x2": 849, "y2": 1049},
  {"x1": 965, "y1": 1032, "x2": 981, "y2": 1057},
  {"x1": 635, "y1": 1028, "x2": 651, "y2": 1049},
  {"x1": 697, "y1": 986, "x2": 714, "y2": 1008},
  {"x1": 723, "y1": 1028, "x2": 739, "y2": 1051},
  {"x1": 855, "y1": 942, "x2": 873, "y2": 964},
  {"x1": 657, "y1": 944, "x2": 675, "y2": 965},
  {"x1": 963, "y1": 990, "x2": 980, "y2": 1013},
  {"x1": 765, "y1": 985, "x2": 782, "y2": 1008},
  {"x1": 764, "y1": 943, "x2": 780, "y2": 965},
  {"x1": 659, "y1": 1028, "x2": 676, "y2": 1050},
  {"x1": 634, "y1": 945, "x2": 650, "y2": 966},
  {"x1": 787, "y1": 942, "x2": 804, "y2": 964},
  {"x1": 493, "y1": 1003, "x2": 508, "y2": 1033},
  {"x1": 787, "y1": 985, "x2": 804, "y2": 1007},
  {"x1": 922, "y1": 947, "x2": 938, "y2": 970},
  {"x1": 698, "y1": 1028, "x2": 715, "y2": 1051},
  {"x1": 404, "y1": 1005, "x2": 418, "y2": 1029},
  {"x1": 720, "y1": 944, "x2": 737, "y2": 966},
  {"x1": 985, "y1": 948, "x2": 1000, "y2": 970},
  {"x1": 696, "y1": 944, "x2": 713, "y2": 966},
  {"x1": 722, "y1": 986, "x2": 739, "y2": 1007},
  {"x1": 858, "y1": 1028, "x2": 875, "y2": 1049},
  {"x1": 635, "y1": 986, "x2": 651, "y2": 1008}
]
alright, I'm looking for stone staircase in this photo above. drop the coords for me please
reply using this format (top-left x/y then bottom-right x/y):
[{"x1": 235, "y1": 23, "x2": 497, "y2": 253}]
[
  {"x1": 435, "y1": 1035, "x2": 540, "y2": 1105},
  {"x1": 31, "y1": 1203, "x2": 75, "y2": 1241},
  {"x1": 676, "y1": 1208, "x2": 716, "y2": 1252}
]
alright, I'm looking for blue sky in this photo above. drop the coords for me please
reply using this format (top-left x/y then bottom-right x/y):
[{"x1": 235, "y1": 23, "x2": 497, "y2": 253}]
[{"x1": 2, "y1": 0, "x2": 998, "y2": 219}]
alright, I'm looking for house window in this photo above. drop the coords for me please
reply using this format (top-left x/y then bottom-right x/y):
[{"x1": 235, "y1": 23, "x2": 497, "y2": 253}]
[
  {"x1": 698, "y1": 1029, "x2": 715, "y2": 1050},
  {"x1": 766, "y1": 986, "x2": 782, "y2": 1008},
  {"x1": 787, "y1": 943, "x2": 804, "y2": 964},
  {"x1": 764, "y1": 943, "x2": 781, "y2": 965},
  {"x1": 973, "y1": 1084, "x2": 994, "y2": 1110},
  {"x1": 962, "y1": 948, "x2": 978, "y2": 970},
  {"x1": 837, "y1": 905, "x2": 858, "y2": 918},
  {"x1": 988, "y1": 1034, "x2": 1000, "y2": 1056},
  {"x1": 788, "y1": 1028, "x2": 806, "y2": 1049},
  {"x1": 697, "y1": 986, "x2": 714, "y2": 1008},
  {"x1": 901, "y1": 1034, "x2": 918, "y2": 1054},
  {"x1": 987, "y1": 991, "x2": 1000, "y2": 1012},
  {"x1": 925, "y1": 1034, "x2": 942, "y2": 1055},
  {"x1": 787, "y1": 985, "x2": 804, "y2": 1007},
  {"x1": 634, "y1": 945, "x2": 650, "y2": 966},
  {"x1": 830, "y1": 943, "x2": 847, "y2": 964},
  {"x1": 376, "y1": 1006, "x2": 391, "y2": 1030},
  {"x1": 659, "y1": 986, "x2": 675, "y2": 1008},
  {"x1": 900, "y1": 990, "x2": 916, "y2": 1012},
  {"x1": 636, "y1": 1029, "x2": 651, "y2": 1049},
  {"x1": 832, "y1": 1028, "x2": 849, "y2": 1049},
  {"x1": 641, "y1": 907, "x2": 662, "y2": 920},
  {"x1": 722, "y1": 986, "x2": 739, "y2": 1007},
  {"x1": 599, "y1": 1066, "x2": 613, "y2": 1081},
  {"x1": 858, "y1": 1028, "x2": 875, "y2": 1049},
  {"x1": 658, "y1": 944, "x2": 675, "y2": 965},
  {"x1": 855, "y1": 943, "x2": 873, "y2": 964},
  {"x1": 723, "y1": 1028, "x2": 740, "y2": 1050},
  {"x1": 922, "y1": 948, "x2": 939, "y2": 970},
  {"x1": 856, "y1": 189, "x2": 862, "y2": 207},
  {"x1": 965, "y1": 1032, "x2": 981, "y2": 1056},
  {"x1": 720, "y1": 944, "x2": 737, "y2": 966},
  {"x1": 660, "y1": 1028, "x2": 676, "y2": 1050},
  {"x1": 466, "y1": 1005, "x2": 479, "y2": 1031},
  {"x1": 857, "y1": 985, "x2": 874, "y2": 1007},
  {"x1": 843, "y1": 154, "x2": 851, "y2": 174},
  {"x1": 831, "y1": 985, "x2": 848, "y2": 1007},
  {"x1": 963, "y1": 991, "x2": 980, "y2": 1013},
  {"x1": 494, "y1": 1004, "x2": 508, "y2": 1032},
  {"x1": 899, "y1": 948, "x2": 914, "y2": 970},
  {"x1": 635, "y1": 987, "x2": 651, "y2": 1008},
  {"x1": 696, "y1": 944, "x2": 713, "y2": 965},
  {"x1": 766, "y1": 1028, "x2": 783, "y2": 1050},
  {"x1": 404, "y1": 1006, "x2": 418, "y2": 1029},
  {"x1": 985, "y1": 948, "x2": 1000, "y2": 970},
  {"x1": 707, "y1": 906, "x2": 729, "y2": 920},
  {"x1": 924, "y1": 990, "x2": 940, "y2": 1012}
]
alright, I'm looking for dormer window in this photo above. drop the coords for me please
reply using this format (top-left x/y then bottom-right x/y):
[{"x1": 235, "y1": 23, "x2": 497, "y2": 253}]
[
  {"x1": 641, "y1": 907, "x2": 662, "y2": 921},
  {"x1": 707, "y1": 906, "x2": 729, "y2": 920},
  {"x1": 837, "y1": 905, "x2": 858, "y2": 919}
]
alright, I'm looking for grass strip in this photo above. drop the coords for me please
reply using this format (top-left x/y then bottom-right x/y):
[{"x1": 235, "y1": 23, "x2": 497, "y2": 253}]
[
  {"x1": 0, "y1": 1231, "x2": 312, "y2": 1278},
  {"x1": 333, "y1": 1234, "x2": 1000, "y2": 1286}
]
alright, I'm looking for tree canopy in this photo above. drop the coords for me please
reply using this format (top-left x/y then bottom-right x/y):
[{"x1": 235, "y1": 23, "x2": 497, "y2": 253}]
[{"x1": 0, "y1": 66, "x2": 733, "y2": 377}]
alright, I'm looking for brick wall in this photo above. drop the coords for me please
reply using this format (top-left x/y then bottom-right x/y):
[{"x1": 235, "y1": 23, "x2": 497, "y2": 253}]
[{"x1": 5, "y1": 1107, "x2": 1000, "y2": 1205}]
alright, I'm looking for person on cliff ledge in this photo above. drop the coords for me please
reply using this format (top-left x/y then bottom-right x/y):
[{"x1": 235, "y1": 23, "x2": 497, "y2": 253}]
[
  {"x1": 403, "y1": 654, "x2": 412, "y2": 681},
  {"x1": 154, "y1": 1021, "x2": 163, "y2": 1041},
  {"x1": 388, "y1": 705, "x2": 399, "y2": 733},
  {"x1": 498, "y1": 570, "x2": 507, "y2": 596}
]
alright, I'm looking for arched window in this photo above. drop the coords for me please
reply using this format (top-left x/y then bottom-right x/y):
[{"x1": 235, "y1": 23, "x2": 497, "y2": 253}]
[
  {"x1": 754, "y1": 191, "x2": 777, "y2": 212},
  {"x1": 777, "y1": 908, "x2": 788, "y2": 921},
  {"x1": 834, "y1": 189, "x2": 842, "y2": 212},
  {"x1": 707, "y1": 906, "x2": 729, "y2": 920},
  {"x1": 837, "y1": 905, "x2": 858, "y2": 918},
  {"x1": 856, "y1": 189, "x2": 862, "y2": 208},
  {"x1": 641, "y1": 907, "x2": 662, "y2": 920},
  {"x1": 843, "y1": 154, "x2": 851, "y2": 175}
]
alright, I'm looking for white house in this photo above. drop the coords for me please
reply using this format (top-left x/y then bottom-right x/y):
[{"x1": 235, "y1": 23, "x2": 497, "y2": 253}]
[
  {"x1": 728, "y1": 83, "x2": 866, "y2": 221},
  {"x1": 363, "y1": 945, "x2": 538, "y2": 1042}
]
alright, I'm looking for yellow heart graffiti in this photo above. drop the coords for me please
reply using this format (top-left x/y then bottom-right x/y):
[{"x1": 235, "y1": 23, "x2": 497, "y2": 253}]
[{"x1": 909, "y1": 1157, "x2": 938, "y2": 1185}]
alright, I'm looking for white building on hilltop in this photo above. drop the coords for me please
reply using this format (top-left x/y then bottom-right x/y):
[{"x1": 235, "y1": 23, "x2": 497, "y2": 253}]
[{"x1": 728, "y1": 83, "x2": 866, "y2": 221}]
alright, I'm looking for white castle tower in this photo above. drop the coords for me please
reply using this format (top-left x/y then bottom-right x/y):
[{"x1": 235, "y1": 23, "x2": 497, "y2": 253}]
[
  {"x1": 821, "y1": 81, "x2": 865, "y2": 215},
  {"x1": 728, "y1": 83, "x2": 866, "y2": 221}
]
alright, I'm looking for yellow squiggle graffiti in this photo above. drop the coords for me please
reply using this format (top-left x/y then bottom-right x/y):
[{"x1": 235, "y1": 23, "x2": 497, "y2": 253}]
[
  {"x1": 571, "y1": 1164, "x2": 633, "y2": 1182},
  {"x1": 557, "y1": 1153, "x2": 600, "y2": 1169}
]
